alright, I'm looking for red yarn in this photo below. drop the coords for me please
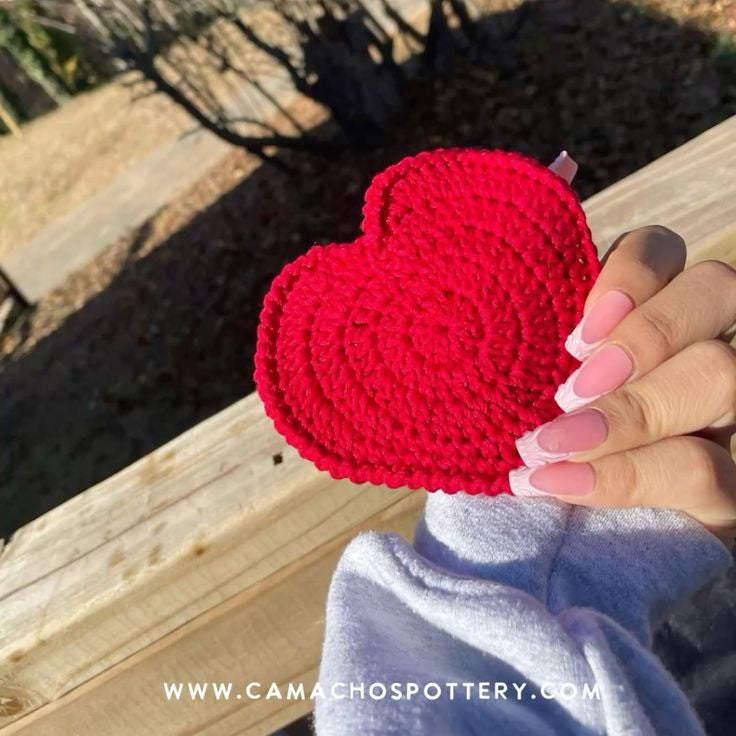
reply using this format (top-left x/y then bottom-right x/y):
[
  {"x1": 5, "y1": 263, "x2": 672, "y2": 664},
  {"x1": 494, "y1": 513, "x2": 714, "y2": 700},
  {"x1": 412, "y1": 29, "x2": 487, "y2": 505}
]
[{"x1": 255, "y1": 149, "x2": 600, "y2": 496}]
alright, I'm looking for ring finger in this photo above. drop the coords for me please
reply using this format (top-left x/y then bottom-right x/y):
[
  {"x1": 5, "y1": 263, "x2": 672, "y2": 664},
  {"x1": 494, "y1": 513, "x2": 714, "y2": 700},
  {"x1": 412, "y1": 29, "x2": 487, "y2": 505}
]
[{"x1": 516, "y1": 339, "x2": 736, "y2": 468}]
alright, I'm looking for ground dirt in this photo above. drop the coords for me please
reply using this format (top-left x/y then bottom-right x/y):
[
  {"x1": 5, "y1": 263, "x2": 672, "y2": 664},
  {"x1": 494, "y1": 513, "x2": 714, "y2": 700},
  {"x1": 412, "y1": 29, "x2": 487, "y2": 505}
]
[{"x1": 0, "y1": 74, "x2": 193, "y2": 261}]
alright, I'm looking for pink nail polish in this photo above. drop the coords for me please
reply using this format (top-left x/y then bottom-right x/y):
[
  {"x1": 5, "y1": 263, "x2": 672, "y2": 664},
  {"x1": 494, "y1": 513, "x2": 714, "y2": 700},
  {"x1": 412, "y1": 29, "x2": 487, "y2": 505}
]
[
  {"x1": 555, "y1": 344, "x2": 633, "y2": 412},
  {"x1": 565, "y1": 290, "x2": 634, "y2": 360},
  {"x1": 515, "y1": 408, "x2": 608, "y2": 466},
  {"x1": 509, "y1": 461, "x2": 595, "y2": 497}
]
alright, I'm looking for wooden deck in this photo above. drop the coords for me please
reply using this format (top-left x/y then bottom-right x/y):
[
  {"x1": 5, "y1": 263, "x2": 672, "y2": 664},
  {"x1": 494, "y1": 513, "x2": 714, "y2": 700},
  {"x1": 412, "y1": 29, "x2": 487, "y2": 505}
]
[{"x1": 1, "y1": 115, "x2": 735, "y2": 735}]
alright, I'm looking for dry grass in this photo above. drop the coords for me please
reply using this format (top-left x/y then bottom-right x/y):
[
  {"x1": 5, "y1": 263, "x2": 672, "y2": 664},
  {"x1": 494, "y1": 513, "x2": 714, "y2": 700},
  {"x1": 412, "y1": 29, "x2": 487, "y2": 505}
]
[{"x1": 0, "y1": 75, "x2": 191, "y2": 260}]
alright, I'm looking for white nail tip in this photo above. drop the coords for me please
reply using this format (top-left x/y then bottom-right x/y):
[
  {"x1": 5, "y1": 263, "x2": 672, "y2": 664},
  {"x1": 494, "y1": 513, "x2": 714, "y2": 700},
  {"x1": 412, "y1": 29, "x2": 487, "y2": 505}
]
[
  {"x1": 515, "y1": 427, "x2": 568, "y2": 467},
  {"x1": 554, "y1": 369, "x2": 590, "y2": 413},
  {"x1": 549, "y1": 150, "x2": 578, "y2": 183},
  {"x1": 508, "y1": 467, "x2": 546, "y2": 497},
  {"x1": 564, "y1": 320, "x2": 597, "y2": 361},
  {"x1": 551, "y1": 150, "x2": 567, "y2": 167}
]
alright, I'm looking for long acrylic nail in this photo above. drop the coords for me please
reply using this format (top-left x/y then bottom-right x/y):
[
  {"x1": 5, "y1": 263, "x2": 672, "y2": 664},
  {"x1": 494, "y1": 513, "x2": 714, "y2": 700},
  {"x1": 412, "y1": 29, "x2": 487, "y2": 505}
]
[
  {"x1": 515, "y1": 408, "x2": 608, "y2": 467},
  {"x1": 509, "y1": 461, "x2": 595, "y2": 497},
  {"x1": 549, "y1": 150, "x2": 578, "y2": 184},
  {"x1": 555, "y1": 344, "x2": 633, "y2": 412},
  {"x1": 565, "y1": 290, "x2": 634, "y2": 360}
]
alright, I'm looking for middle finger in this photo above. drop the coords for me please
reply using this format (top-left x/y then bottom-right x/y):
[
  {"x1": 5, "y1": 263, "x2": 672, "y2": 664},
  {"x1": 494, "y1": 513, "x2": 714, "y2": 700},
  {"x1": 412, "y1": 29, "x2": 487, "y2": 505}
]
[{"x1": 516, "y1": 339, "x2": 736, "y2": 467}]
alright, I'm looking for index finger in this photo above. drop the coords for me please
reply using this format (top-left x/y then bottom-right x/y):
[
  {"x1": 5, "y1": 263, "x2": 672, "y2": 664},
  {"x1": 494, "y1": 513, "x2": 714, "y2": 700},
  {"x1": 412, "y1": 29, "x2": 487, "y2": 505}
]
[{"x1": 566, "y1": 225, "x2": 687, "y2": 360}]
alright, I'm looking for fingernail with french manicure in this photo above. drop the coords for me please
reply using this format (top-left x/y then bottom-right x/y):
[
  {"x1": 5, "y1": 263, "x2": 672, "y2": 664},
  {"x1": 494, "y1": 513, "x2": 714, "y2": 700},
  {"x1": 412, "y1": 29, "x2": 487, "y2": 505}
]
[
  {"x1": 515, "y1": 408, "x2": 608, "y2": 467},
  {"x1": 509, "y1": 461, "x2": 595, "y2": 497},
  {"x1": 555, "y1": 344, "x2": 633, "y2": 412},
  {"x1": 565, "y1": 290, "x2": 634, "y2": 360},
  {"x1": 549, "y1": 150, "x2": 578, "y2": 183}
]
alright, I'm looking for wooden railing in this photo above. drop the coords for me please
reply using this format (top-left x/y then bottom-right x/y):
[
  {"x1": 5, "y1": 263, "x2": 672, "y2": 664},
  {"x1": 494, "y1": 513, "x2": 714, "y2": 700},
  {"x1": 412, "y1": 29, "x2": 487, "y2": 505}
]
[{"x1": 1, "y1": 115, "x2": 735, "y2": 736}]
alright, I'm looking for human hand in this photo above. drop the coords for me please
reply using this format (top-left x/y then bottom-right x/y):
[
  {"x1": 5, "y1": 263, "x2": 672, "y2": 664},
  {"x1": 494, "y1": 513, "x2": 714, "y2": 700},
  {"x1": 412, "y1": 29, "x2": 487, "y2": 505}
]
[{"x1": 511, "y1": 155, "x2": 736, "y2": 545}]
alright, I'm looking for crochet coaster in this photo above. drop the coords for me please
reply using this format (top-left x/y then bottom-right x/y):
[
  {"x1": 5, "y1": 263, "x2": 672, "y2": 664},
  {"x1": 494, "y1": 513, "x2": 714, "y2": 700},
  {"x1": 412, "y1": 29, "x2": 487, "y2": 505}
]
[{"x1": 255, "y1": 149, "x2": 600, "y2": 495}]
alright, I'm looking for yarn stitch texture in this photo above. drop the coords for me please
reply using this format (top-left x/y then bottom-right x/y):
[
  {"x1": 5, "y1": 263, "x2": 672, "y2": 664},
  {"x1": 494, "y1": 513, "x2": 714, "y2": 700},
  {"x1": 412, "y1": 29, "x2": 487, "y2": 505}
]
[{"x1": 255, "y1": 149, "x2": 600, "y2": 496}]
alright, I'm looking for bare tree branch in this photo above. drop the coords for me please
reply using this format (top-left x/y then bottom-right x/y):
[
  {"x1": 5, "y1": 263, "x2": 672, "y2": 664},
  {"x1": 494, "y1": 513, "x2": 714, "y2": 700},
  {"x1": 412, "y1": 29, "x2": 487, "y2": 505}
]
[{"x1": 29, "y1": 0, "x2": 474, "y2": 163}]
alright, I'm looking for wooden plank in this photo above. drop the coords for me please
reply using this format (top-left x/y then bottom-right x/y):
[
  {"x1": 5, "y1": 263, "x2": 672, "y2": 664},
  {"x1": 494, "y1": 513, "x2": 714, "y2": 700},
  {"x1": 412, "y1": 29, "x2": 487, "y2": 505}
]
[
  {"x1": 0, "y1": 0, "x2": 427, "y2": 304},
  {"x1": 1, "y1": 117, "x2": 735, "y2": 735},
  {"x1": 1, "y1": 485, "x2": 421, "y2": 736},
  {"x1": 0, "y1": 123, "x2": 232, "y2": 304},
  {"x1": 584, "y1": 115, "x2": 736, "y2": 266},
  {"x1": 0, "y1": 391, "x2": 423, "y2": 733}
]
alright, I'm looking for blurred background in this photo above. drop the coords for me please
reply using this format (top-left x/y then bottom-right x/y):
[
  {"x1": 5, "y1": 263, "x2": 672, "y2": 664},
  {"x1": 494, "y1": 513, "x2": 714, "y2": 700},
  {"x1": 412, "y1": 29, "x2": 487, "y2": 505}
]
[{"x1": 1, "y1": 1, "x2": 735, "y2": 732}]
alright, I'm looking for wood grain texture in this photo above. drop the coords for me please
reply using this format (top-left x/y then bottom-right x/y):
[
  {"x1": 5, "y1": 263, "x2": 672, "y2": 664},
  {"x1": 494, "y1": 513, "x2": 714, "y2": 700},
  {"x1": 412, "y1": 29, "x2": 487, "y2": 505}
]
[
  {"x1": 0, "y1": 392, "x2": 423, "y2": 734},
  {"x1": 584, "y1": 115, "x2": 736, "y2": 266},
  {"x1": 1, "y1": 116, "x2": 735, "y2": 735}
]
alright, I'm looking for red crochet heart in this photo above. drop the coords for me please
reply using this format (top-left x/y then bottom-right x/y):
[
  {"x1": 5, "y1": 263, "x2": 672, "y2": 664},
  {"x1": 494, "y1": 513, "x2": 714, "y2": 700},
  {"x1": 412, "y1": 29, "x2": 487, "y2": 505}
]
[{"x1": 255, "y1": 149, "x2": 599, "y2": 495}]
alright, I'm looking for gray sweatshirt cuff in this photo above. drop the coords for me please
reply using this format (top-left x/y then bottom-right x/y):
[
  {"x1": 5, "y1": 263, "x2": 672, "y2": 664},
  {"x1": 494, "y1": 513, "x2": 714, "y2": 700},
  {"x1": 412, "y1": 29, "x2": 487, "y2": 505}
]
[{"x1": 414, "y1": 492, "x2": 732, "y2": 645}]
